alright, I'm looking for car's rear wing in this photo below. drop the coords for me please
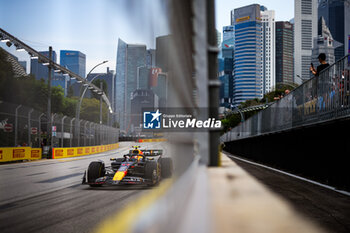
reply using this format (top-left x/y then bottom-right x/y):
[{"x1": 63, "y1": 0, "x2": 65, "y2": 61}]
[{"x1": 142, "y1": 150, "x2": 163, "y2": 156}]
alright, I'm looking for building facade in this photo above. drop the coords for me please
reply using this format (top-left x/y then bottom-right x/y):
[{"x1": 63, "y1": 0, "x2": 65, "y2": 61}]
[
  {"x1": 52, "y1": 74, "x2": 69, "y2": 96},
  {"x1": 223, "y1": 26, "x2": 235, "y2": 43},
  {"x1": 219, "y1": 25, "x2": 235, "y2": 107},
  {"x1": 60, "y1": 50, "x2": 86, "y2": 82},
  {"x1": 30, "y1": 50, "x2": 57, "y2": 81},
  {"x1": 276, "y1": 21, "x2": 294, "y2": 85},
  {"x1": 261, "y1": 7, "x2": 276, "y2": 94},
  {"x1": 151, "y1": 73, "x2": 168, "y2": 108},
  {"x1": 156, "y1": 35, "x2": 171, "y2": 73},
  {"x1": 311, "y1": 17, "x2": 335, "y2": 68},
  {"x1": 146, "y1": 49, "x2": 156, "y2": 67},
  {"x1": 233, "y1": 4, "x2": 263, "y2": 106},
  {"x1": 294, "y1": 0, "x2": 318, "y2": 83},
  {"x1": 130, "y1": 89, "x2": 158, "y2": 131},
  {"x1": 318, "y1": 0, "x2": 350, "y2": 62},
  {"x1": 115, "y1": 39, "x2": 147, "y2": 131}
]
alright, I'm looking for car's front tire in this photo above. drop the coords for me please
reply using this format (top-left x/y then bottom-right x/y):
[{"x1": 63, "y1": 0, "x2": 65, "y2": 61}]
[{"x1": 87, "y1": 161, "x2": 105, "y2": 187}]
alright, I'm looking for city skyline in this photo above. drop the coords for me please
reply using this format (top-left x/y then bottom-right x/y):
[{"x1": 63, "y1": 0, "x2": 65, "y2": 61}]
[
  {"x1": 216, "y1": 0, "x2": 294, "y2": 31},
  {"x1": 0, "y1": 0, "x2": 168, "y2": 75}
]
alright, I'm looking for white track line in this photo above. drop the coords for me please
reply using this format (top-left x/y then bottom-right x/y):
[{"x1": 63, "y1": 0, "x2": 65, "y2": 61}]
[{"x1": 225, "y1": 152, "x2": 350, "y2": 197}]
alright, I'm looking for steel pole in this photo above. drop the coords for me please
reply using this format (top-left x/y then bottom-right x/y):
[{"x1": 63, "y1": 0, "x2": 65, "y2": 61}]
[
  {"x1": 75, "y1": 64, "x2": 107, "y2": 143},
  {"x1": 207, "y1": 0, "x2": 220, "y2": 166},
  {"x1": 100, "y1": 82, "x2": 103, "y2": 124},
  {"x1": 47, "y1": 46, "x2": 53, "y2": 151}
]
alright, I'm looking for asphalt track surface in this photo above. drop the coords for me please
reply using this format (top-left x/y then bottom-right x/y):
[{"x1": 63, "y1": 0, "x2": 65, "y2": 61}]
[
  {"x1": 0, "y1": 142, "x2": 166, "y2": 233},
  {"x1": 227, "y1": 153, "x2": 350, "y2": 233}
]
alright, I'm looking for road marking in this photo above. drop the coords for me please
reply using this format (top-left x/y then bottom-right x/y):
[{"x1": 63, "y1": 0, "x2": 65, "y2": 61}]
[
  {"x1": 225, "y1": 152, "x2": 350, "y2": 197},
  {"x1": 94, "y1": 179, "x2": 174, "y2": 233},
  {"x1": 94, "y1": 142, "x2": 171, "y2": 233}
]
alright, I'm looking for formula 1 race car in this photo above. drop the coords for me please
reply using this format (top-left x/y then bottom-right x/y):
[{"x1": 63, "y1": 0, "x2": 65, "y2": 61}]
[{"x1": 82, "y1": 146, "x2": 173, "y2": 187}]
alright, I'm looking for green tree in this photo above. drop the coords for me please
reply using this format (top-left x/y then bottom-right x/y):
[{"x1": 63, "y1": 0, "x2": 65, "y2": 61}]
[
  {"x1": 0, "y1": 48, "x2": 115, "y2": 126},
  {"x1": 80, "y1": 98, "x2": 108, "y2": 123}
]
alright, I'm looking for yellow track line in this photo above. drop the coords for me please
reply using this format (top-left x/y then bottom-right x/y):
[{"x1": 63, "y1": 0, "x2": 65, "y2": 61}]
[{"x1": 94, "y1": 178, "x2": 174, "y2": 233}]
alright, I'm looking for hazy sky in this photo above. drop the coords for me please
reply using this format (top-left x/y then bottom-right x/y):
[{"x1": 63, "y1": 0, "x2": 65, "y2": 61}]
[
  {"x1": 215, "y1": 0, "x2": 294, "y2": 35},
  {"x1": 0, "y1": 0, "x2": 168, "y2": 74},
  {"x1": 0, "y1": 0, "x2": 294, "y2": 74}
]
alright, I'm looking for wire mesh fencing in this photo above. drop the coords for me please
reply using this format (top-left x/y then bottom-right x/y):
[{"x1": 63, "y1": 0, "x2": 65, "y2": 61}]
[
  {"x1": 222, "y1": 54, "x2": 350, "y2": 142},
  {"x1": 0, "y1": 101, "x2": 119, "y2": 148}
]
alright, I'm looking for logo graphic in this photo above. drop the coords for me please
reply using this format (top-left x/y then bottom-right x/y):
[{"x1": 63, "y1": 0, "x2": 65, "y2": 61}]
[{"x1": 143, "y1": 109, "x2": 162, "y2": 129}]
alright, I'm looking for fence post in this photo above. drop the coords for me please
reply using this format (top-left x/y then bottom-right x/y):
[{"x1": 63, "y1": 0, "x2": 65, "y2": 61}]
[
  {"x1": 51, "y1": 113, "x2": 56, "y2": 148},
  {"x1": 61, "y1": 116, "x2": 67, "y2": 147},
  {"x1": 70, "y1": 118, "x2": 75, "y2": 147},
  {"x1": 84, "y1": 121, "x2": 88, "y2": 146},
  {"x1": 14, "y1": 105, "x2": 22, "y2": 146},
  {"x1": 78, "y1": 119, "x2": 83, "y2": 147},
  {"x1": 28, "y1": 108, "x2": 34, "y2": 146},
  {"x1": 89, "y1": 122, "x2": 93, "y2": 146},
  {"x1": 38, "y1": 113, "x2": 45, "y2": 147}
]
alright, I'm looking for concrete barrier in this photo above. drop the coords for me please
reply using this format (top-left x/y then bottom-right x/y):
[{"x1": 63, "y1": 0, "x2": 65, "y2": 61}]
[
  {"x1": 0, "y1": 147, "x2": 42, "y2": 162},
  {"x1": 209, "y1": 153, "x2": 324, "y2": 233},
  {"x1": 52, "y1": 143, "x2": 119, "y2": 159}
]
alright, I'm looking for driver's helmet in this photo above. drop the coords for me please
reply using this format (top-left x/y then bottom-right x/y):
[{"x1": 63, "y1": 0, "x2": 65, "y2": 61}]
[
  {"x1": 130, "y1": 149, "x2": 143, "y2": 161},
  {"x1": 132, "y1": 149, "x2": 143, "y2": 154}
]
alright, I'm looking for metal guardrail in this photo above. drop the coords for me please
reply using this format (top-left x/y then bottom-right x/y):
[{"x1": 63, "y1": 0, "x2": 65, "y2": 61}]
[
  {"x1": 222, "y1": 55, "x2": 350, "y2": 142},
  {"x1": 0, "y1": 101, "x2": 119, "y2": 148}
]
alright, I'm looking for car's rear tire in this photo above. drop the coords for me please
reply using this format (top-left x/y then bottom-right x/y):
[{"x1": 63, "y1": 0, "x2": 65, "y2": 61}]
[
  {"x1": 145, "y1": 161, "x2": 159, "y2": 185},
  {"x1": 160, "y1": 157, "x2": 173, "y2": 178},
  {"x1": 88, "y1": 162, "x2": 105, "y2": 187}
]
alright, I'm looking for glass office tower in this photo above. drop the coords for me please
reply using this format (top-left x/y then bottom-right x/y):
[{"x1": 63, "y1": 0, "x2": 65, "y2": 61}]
[
  {"x1": 60, "y1": 50, "x2": 86, "y2": 79},
  {"x1": 233, "y1": 4, "x2": 263, "y2": 106},
  {"x1": 115, "y1": 39, "x2": 147, "y2": 131}
]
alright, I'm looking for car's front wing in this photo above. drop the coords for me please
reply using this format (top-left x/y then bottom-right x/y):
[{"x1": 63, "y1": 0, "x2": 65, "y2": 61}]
[{"x1": 82, "y1": 172, "x2": 151, "y2": 185}]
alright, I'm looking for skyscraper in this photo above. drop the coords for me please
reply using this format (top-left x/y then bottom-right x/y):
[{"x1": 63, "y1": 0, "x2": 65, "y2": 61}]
[
  {"x1": 115, "y1": 39, "x2": 147, "y2": 131},
  {"x1": 30, "y1": 50, "x2": 57, "y2": 80},
  {"x1": 233, "y1": 4, "x2": 263, "y2": 106},
  {"x1": 318, "y1": 0, "x2": 350, "y2": 62},
  {"x1": 311, "y1": 17, "x2": 336, "y2": 67},
  {"x1": 130, "y1": 89, "x2": 158, "y2": 130},
  {"x1": 219, "y1": 25, "x2": 235, "y2": 107},
  {"x1": 216, "y1": 29, "x2": 222, "y2": 47},
  {"x1": 294, "y1": 0, "x2": 318, "y2": 83},
  {"x1": 52, "y1": 74, "x2": 69, "y2": 96},
  {"x1": 151, "y1": 73, "x2": 168, "y2": 108},
  {"x1": 137, "y1": 66, "x2": 151, "y2": 90},
  {"x1": 276, "y1": 21, "x2": 294, "y2": 84},
  {"x1": 222, "y1": 26, "x2": 235, "y2": 44},
  {"x1": 261, "y1": 7, "x2": 276, "y2": 94},
  {"x1": 156, "y1": 35, "x2": 171, "y2": 72},
  {"x1": 60, "y1": 50, "x2": 86, "y2": 79},
  {"x1": 146, "y1": 49, "x2": 156, "y2": 67}
]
